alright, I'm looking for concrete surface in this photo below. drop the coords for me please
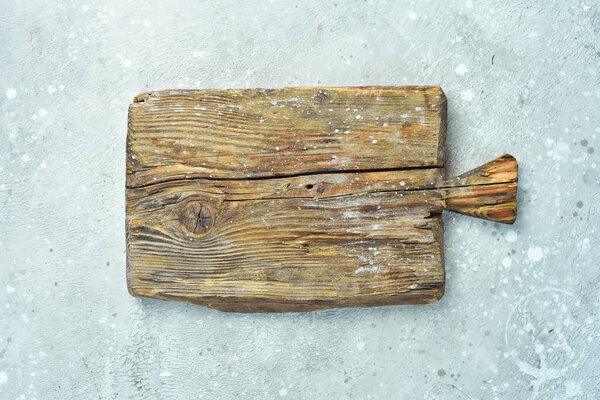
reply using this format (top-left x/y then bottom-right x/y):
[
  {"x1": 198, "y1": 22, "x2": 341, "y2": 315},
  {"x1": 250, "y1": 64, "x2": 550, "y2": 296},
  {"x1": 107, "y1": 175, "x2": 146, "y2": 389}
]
[{"x1": 1, "y1": 1, "x2": 599, "y2": 398}]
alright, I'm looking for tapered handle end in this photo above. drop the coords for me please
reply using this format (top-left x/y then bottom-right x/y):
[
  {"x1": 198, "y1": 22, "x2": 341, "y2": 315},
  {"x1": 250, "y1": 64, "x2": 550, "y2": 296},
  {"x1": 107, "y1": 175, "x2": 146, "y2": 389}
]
[{"x1": 442, "y1": 154, "x2": 518, "y2": 224}]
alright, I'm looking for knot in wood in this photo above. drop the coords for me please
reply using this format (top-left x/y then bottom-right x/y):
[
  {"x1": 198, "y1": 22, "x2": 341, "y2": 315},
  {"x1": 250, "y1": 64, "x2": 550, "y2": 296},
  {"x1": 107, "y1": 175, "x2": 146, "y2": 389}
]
[{"x1": 179, "y1": 201, "x2": 213, "y2": 235}]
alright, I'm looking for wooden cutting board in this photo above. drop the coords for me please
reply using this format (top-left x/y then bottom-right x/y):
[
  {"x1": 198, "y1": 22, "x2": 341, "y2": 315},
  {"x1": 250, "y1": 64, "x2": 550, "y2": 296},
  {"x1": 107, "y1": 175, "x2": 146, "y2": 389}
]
[{"x1": 126, "y1": 86, "x2": 517, "y2": 312}]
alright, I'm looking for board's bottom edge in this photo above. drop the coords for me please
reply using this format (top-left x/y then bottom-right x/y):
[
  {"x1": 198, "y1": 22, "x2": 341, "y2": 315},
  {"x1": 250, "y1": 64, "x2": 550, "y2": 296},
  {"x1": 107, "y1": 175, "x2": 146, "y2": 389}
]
[{"x1": 126, "y1": 282, "x2": 445, "y2": 313}]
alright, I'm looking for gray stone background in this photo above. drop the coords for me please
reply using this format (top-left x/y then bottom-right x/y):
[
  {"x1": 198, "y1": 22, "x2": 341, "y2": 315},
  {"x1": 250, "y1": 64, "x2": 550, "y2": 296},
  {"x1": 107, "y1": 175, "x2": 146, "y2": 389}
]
[{"x1": 1, "y1": 0, "x2": 599, "y2": 398}]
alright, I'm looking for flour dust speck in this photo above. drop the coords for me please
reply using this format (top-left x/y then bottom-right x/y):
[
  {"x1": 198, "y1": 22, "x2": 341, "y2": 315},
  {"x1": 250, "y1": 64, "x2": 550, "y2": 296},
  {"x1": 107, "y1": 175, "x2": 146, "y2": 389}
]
[
  {"x1": 461, "y1": 89, "x2": 474, "y2": 101},
  {"x1": 565, "y1": 381, "x2": 582, "y2": 397},
  {"x1": 5, "y1": 88, "x2": 17, "y2": 99},
  {"x1": 455, "y1": 63, "x2": 469, "y2": 76},
  {"x1": 527, "y1": 246, "x2": 543, "y2": 262},
  {"x1": 506, "y1": 230, "x2": 518, "y2": 242}
]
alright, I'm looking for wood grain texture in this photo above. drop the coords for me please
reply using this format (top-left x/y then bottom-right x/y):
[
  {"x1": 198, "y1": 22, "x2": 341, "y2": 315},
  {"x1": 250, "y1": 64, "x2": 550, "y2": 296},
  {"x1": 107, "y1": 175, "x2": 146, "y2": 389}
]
[
  {"x1": 127, "y1": 169, "x2": 446, "y2": 312},
  {"x1": 127, "y1": 86, "x2": 446, "y2": 186},
  {"x1": 126, "y1": 86, "x2": 517, "y2": 312},
  {"x1": 442, "y1": 154, "x2": 518, "y2": 224}
]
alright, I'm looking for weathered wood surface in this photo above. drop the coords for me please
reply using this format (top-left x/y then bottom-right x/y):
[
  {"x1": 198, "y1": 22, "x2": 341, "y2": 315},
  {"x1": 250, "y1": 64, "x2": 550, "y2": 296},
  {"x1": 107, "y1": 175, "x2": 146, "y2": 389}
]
[
  {"x1": 127, "y1": 86, "x2": 446, "y2": 186},
  {"x1": 126, "y1": 86, "x2": 517, "y2": 312}
]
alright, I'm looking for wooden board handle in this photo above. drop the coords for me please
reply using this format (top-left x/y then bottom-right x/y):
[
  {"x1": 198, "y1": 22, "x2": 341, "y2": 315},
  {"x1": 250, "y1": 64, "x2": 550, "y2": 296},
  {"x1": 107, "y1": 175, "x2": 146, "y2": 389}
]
[{"x1": 441, "y1": 154, "x2": 518, "y2": 224}]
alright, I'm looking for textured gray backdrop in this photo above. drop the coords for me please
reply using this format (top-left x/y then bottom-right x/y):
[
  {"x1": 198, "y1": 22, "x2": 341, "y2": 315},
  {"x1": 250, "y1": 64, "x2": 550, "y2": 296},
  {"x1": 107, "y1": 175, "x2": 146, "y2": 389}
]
[{"x1": 1, "y1": 1, "x2": 599, "y2": 399}]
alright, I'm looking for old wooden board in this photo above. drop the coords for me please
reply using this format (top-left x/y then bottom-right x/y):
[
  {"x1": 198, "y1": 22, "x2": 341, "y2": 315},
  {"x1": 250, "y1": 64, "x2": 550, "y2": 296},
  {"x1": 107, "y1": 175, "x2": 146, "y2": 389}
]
[{"x1": 126, "y1": 86, "x2": 518, "y2": 312}]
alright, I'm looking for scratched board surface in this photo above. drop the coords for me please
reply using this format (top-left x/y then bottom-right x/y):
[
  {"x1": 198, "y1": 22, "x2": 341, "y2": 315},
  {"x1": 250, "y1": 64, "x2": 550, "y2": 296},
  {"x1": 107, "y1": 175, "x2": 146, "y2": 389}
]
[{"x1": 126, "y1": 86, "x2": 448, "y2": 312}]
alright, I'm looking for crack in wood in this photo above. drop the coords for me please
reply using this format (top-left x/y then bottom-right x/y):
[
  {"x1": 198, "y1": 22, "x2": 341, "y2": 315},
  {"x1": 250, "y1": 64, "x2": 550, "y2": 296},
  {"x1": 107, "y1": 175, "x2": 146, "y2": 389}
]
[{"x1": 126, "y1": 164, "x2": 441, "y2": 190}]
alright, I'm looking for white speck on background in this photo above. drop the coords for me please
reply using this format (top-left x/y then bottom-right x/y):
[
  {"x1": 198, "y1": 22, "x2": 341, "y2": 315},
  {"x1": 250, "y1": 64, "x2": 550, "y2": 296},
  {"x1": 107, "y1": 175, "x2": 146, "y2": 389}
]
[
  {"x1": 357, "y1": 341, "x2": 365, "y2": 350},
  {"x1": 527, "y1": 246, "x2": 544, "y2": 262},
  {"x1": 575, "y1": 237, "x2": 591, "y2": 255},
  {"x1": 461, "y1": 89, "x2": 474, "y2": 101},
  {"x1": 47, "y1": 85, "x2": 56, "y2": 94},
  {"x1": 6, "y1": 285, "x2": 15, "y2": 293},
  {"x1": 278, "y1": 388, "x2": 288, "y2": 396},
  {"x1": 550, "y1": 139, "x2": 570, "y2": 161},
  {"x1": 502, "y1": 257, "x2": 512, "y2": 267},
  {"x1": 159, "y1": 371, "x2": 172, "y2": 377},
  {"x1": 565, "y1": 381, "x2": 581, "y2": 397},
  {"x1": 22, "y1": 154, "x2": 31, "y2": 163},
  {"x1": 455, "y1": 63, "x2": 469, "y2": 76},
  {"x1": 0, "y1": 371, "x2": 7, "y2": 384},
  {"x1": 465, "y1": 0, "x2": 473, "y2": 8},
  {"x1": 5, "y1": 88, "x2": 17, "y2": 99},
  {"x1": 506, "y1": 230, "x2": 518, "y2": 242},
  {"x1": 408, "y1": 11, "x2": 417, "y2": 20}
]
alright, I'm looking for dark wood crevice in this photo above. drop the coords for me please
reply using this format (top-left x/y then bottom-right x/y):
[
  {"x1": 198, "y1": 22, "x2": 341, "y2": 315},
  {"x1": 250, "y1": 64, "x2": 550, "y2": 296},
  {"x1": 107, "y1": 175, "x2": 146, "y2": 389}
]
[{"x1": 126, "y1": 163, "x2": 442, "y2": 190}]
